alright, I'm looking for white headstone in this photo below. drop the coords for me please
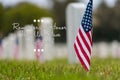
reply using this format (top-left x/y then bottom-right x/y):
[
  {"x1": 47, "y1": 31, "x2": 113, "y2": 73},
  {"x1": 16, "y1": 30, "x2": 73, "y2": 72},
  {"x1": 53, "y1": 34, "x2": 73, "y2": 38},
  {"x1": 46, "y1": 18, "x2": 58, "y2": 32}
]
[
  {"x1": 7, "y1": 33, "x2": 16, "y2": 60},
  {"x1": 16, "y1": 30, "x2": 24, "y2": 60},
  {"x1": 54, "y1": 44, "x2": 67, "y2": 59},
  {"x1": 92, "y1": 43, "x2": 99, "y2": 57},
  {"x1": 66, "y1": 3, "x2": 86, "y2": 63},
  {"x1": 110, "y1": 41, "x2": 119, "y2": 58},
  {"x1": 24, "y1": 25, "x2": 35, "y2": 60},
  {"x1": 40, "y1": 17, "x2": 54, "y2": 61},
  {"x1": 2, "y1": 38, "x2": 9, "y2": 59},
  {"x1": 97, "y1": 42, "x2": 110, "y2": 58},
  {"x1": 118, "y1": 43, "x2": 120, "y2": 58}
]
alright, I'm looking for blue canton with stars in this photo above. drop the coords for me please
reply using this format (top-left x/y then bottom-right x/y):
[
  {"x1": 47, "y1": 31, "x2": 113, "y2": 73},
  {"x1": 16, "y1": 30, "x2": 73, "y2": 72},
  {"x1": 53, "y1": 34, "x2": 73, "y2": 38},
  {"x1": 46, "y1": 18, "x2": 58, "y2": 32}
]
[{"x1": 81, "y1": 0, "x2": 93, "y2": 33}]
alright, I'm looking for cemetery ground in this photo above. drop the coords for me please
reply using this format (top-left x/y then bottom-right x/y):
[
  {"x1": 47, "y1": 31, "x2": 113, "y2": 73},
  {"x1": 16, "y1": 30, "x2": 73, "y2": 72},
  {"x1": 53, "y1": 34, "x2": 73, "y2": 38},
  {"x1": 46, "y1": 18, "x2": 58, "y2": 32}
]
[{"x1": 0, "y1": 58, "x2": 120, "y2": 80}]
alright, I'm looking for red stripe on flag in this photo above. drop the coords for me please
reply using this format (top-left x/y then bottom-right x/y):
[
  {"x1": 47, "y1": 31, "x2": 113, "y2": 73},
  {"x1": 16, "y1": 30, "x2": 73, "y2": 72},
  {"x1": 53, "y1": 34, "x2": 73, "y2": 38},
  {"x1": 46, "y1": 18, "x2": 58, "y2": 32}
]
[
  {"x1": 79, "y1": 29, "x2": 91, "y2": 54},
  {"x1": 86, "y1": 32, "x2": 92, "y2": 46},
  {"x1": 74, "y1": 43, "x2": 89, "y2": 71},
  {"x1": 76, "y1": 36, "x2": 90, "y2": 65}
]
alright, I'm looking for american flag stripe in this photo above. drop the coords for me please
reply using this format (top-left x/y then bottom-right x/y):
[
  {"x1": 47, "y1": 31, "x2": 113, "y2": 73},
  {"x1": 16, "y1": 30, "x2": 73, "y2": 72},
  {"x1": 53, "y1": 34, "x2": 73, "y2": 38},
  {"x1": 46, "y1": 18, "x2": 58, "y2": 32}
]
[
  {"x1": 74, "y1": 41, "x2": 90, "y2": 71},
  {"x1": 86, "y1": 32, "x2": 92, "y2": 46},
  {"x1": 79, "y1": 29, "x2": 91, "y2": 54},
  {"x1": 76, "y1": 27, "x2": 91, "y2": 62},
  {"x1": 74, "y1": 44, "x2": 88, "y2": 71},
  {"x1": 79, "y1": 27, "x2": 91, "y2": 57},
  {"x1": 74, "y1": 44, "x2": 88, "y2": 70},
  {"x1": 80, "y1": 26, "x2": 92, "y2": 48},
  {"x1": 74, "y1": 27, "x2": 91, "y2": 71},
  {"x1": 74, "y1": 0, "x2": 93, "y2": 71},
  {"x1": 76, "y1": 36, "x2": 90, "y2": 65},
  {"x1": 77, "y1": 31, "x2": 91, "y2": 60}
]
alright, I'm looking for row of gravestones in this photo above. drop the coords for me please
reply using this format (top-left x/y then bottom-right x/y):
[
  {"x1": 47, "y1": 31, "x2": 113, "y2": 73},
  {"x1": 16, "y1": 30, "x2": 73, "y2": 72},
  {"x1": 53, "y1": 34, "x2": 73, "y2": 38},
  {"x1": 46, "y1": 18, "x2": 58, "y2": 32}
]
[
  {"x1": 0, "y1": 3, "x2": 85, "y2": 63},
  {"x1": 92, "y1": 41, "x2": 120, "y2": 58},
  {"x1": 0, "y1": 25, "x2": 35, "y2": 60},
  {"x1": 0, "y1": 18, "x2": 55, "y2": 62}
]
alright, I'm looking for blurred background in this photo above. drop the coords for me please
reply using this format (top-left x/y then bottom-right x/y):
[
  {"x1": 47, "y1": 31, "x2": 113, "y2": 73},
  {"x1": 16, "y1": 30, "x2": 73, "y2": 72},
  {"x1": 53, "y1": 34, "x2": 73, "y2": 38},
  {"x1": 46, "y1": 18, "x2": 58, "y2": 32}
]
[
  {"x1": 0, "y1": 0, "x2": 119, "y2": 43},
  {"x1": 0, "y1": 0, "x2": 120, "y2": 61}
]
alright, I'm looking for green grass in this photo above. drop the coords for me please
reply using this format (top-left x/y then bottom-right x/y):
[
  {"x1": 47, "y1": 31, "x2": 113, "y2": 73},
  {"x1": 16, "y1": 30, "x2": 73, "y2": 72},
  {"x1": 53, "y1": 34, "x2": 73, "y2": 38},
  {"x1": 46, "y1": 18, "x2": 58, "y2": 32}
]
[{"x1": 0, "y1": 58, "x2": 120, "y2": 80}]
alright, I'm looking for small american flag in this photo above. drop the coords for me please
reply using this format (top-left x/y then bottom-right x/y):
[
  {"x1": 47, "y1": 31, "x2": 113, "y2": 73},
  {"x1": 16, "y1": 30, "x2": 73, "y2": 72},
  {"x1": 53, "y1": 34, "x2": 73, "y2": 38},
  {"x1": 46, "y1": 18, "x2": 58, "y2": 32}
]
[
  {"x1": 14, "y1": 37, "x2": 19, "y2": 59},
  {"x1": 74, "y1": 0, "x2": 93, "y2": 71},
  {"x1": 0, "y1": 38, "x2": 3, "y2": 57},
  {"x1": 35, "y1": 36, "x2": 43, "y2": 61}
]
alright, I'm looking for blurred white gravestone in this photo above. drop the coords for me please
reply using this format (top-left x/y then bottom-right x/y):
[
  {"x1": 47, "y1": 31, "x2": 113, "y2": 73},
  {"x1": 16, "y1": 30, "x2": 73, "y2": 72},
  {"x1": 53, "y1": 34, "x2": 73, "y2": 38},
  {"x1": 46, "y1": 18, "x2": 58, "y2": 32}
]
[
  {"x1": 118, "y1": 43, "x2": 120, "y2": 58},
  {"x1": 40, "y1": 17, "x2": 54, "y2": 61},
  {"x1": 2, "y1": 38, "x2": 9, "y2": 59},
  {"x1": 111, "y1": 41, "x2": 119, "y2": 58},
  {"x1": 54, "y1": 44, "x2": 68, "y2": 59},
  {"x1": 16, "y1": 31, "x2": 24, "y2": 60},
  {"x1": 97, "y1": 42, "x2": 110, "y2": 58},
  {"x1": 24, "y1": 25, "x2": 35, "y2": 60},
  {"x1": 92, "y1": 43, "x2": 99, "y2": 57},
  {"x1": 66, "y1": 3, "x2": 86, "y2": 63},
  {"x1": 7, "y1": 34, "x2": 16, "y2": 60}
]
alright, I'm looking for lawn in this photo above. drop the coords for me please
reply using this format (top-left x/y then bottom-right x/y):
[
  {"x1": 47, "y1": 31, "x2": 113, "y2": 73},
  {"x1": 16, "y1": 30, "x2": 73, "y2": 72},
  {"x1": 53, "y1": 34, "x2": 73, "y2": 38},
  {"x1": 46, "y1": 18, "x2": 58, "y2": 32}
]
[{"x1": 0, "y1": 58, "x2": 120, "y2": 80}]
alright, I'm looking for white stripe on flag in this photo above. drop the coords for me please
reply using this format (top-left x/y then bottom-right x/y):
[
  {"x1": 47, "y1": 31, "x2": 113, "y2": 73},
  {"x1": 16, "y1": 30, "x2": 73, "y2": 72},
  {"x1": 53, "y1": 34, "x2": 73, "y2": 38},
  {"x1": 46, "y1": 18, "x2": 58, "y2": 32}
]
[
  {"x1": 77, "y1": 31, "x2": 91, "y2": 59},
  {"x1": 81, "y1": 26, "x2": 91, "y2": 48},
  {"x1": 75, "y1": 40, "x2": 90, "y2": 70}
]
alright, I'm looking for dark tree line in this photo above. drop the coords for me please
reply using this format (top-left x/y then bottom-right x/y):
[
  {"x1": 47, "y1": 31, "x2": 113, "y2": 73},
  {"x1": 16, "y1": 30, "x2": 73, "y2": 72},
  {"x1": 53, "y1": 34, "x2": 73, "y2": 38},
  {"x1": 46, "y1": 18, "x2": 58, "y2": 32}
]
[
  {"x1": 93, "y1": 0, "x2": 120, "y2": 42},
  {"x1": 1, "y1": 0, "x2": 120, "y2": 43},
  {"x1": 0, "y1": 3, "x2": 54, "y2": 37}
]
